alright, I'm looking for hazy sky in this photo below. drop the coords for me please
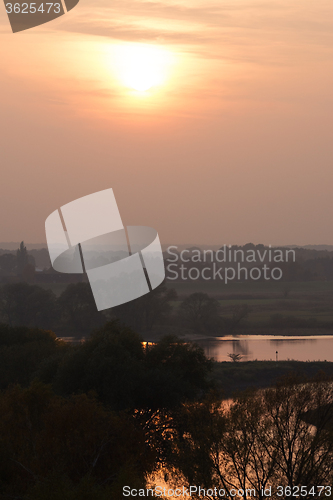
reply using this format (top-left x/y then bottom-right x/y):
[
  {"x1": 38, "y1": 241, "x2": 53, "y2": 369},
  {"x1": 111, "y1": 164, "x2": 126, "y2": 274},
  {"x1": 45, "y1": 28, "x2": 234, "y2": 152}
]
[{"x1": 1, "y1": 0, "x2": 333, "y2": 246}]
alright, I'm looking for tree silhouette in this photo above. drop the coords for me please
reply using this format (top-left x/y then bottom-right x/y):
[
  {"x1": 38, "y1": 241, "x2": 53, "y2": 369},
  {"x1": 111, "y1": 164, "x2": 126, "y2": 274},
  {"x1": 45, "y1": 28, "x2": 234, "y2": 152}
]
[
  {"x1": 58, "y1": 282, "x2": 104, "y2": 334},
  {"x1": 178, "y1": 292, "x2": 221, "y2": 334},
  {"x1": 16, "y1": 241, "x2": 29, "y2": 276},
  {"x1": 0, "y1": 283, "x2": 57, "y2": 328},
  {"x1": 168, "y1": 376, "x2": 333, "y2": 499},
  {"x1": 111, "y1": 283, "x2": 177, "y2": 332},
  {"x1": 227, "y1": 353, "x2": 243, "y2": 362}
]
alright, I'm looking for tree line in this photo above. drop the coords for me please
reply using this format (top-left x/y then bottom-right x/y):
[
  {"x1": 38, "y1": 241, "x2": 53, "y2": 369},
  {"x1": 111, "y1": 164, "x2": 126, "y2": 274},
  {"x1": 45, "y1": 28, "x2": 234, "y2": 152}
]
[
  {"x1": 5, "y1": 242, "x2": 333, "y2": 283},
  {"x1": 0, "y1": 281, "x2": 249, "y2": 337}
]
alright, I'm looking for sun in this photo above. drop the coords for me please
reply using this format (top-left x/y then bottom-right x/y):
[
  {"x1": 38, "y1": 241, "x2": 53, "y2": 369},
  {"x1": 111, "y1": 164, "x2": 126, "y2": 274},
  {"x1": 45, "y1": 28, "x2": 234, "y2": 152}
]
[{"x1": 112, "y1": 44, "x2": 173, "y2": 92}]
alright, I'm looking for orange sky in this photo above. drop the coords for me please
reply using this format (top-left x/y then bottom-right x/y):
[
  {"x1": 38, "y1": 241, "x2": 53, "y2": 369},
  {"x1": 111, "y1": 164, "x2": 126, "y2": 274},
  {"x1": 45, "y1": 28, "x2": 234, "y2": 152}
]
[{"x1": 1, "y1": 0, "x2": 333, "y2": 246}]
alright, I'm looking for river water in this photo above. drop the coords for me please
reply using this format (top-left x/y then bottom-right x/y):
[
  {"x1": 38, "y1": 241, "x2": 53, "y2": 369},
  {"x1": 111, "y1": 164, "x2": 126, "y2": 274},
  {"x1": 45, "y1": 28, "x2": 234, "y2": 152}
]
[
  {"x1": 196, "y1": 335, "x2": 333, "y2": 362},
  {"x1": 60, "y1": 334, "x2": 333, "y2": 363}
]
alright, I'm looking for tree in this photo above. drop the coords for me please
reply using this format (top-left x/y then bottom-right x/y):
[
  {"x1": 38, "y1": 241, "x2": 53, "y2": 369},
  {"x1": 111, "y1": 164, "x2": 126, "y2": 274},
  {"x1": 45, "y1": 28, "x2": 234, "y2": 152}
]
[
  {"x1": 35, "y1": 322, "x2": 214, "y2": 471},
  {"x1": 58, "y1": 282, "x2": 105, "y2": 334},
  {"x1": 178, "y1": 293, "x2": 221, "y2": 334},
  {"x1": 0, "y1": 253, "x2": 17, "y2": 274},
  {"x1": 166, "y1": 395, "x2": 226, "y2": 493},
  {"x1": 50, "y1": 321, "x2": 146, "y2": 411},
  {"x1": 227, "y1": 353, "x2": 243, "y2": 362},
  {"x1": 111, "y1": 283, "x2": 177, "y2": 333},
  {"x1": 167, "y1": 377, "x2": 333, "y2": 499},
  {"x1": 0, "y1": 382, "x2": 153, "y2": 498},
  {"x1": 0, "y1": 324, "x2": 63, "y2": 389},
  {"x1": 222, "y1": 304, "x2": 250, "y2": 333},
  {"x1": 16, "y1": 241, "x2": 29, "y2": 275},
  {"x1": 0, "y1": 283, "x2": 58, "y2": 328},
  {"x1": 38, "y1": 322, "x2": 213, "y2": 414},
  {"x1": 143, "y1": 335, "x2": 213, "y2": 411},
  {"x1": 261, "y1": 376, "x2": 333, "y2": 489}
]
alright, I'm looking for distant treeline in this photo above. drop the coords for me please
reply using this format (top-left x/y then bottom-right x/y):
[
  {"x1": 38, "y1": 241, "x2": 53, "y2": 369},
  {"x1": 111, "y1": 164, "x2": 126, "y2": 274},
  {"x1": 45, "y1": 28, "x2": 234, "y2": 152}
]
[
  {"x1": 0, "y1": 245, "x2": 51, "y2": 270},
  {"x1": 0, "y1": 281, "x2": 176, "y2": 336},
  {"x1": 165, "y1": 244, "x2": 333, "y2": 282},
  {"x1": 3, "y1": 243, "x2": 333, "y2": 283},
  {"x1": 0, "y1": 281, "x2": 256, "y2": 337},
  {"x1": 3, "y1": 280, "x2": 333, "y2": 340}
]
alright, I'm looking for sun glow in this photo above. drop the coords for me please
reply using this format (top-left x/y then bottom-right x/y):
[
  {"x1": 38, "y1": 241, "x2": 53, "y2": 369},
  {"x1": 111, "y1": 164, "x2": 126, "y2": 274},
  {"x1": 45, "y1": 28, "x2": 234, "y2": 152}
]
[{"x1": 112, "y1": 44, "x2": 173, "y2": 92}]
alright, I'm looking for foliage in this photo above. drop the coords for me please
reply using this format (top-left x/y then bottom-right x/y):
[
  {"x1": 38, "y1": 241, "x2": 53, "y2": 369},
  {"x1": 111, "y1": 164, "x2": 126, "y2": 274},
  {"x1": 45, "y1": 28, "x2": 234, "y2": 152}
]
[
  {"x1": 0, "y1": 282, "x2": 58, "y2": 329},
  {"x1": 0, "y1": 253, "x2": 17, "y2": 274},
  {"x1": 177, "y1": 292, "x2": 221, "y2": 334},
  {"x1": 167, "y1": 376, "x2": 333, "y2": 499},
  {"x1": 37, "y1": 322, "x2": 213, "y2": 413},
  {"x1": 57, "y1": 282, "x2": 105, "y2": 333},
  {"x1": 16, "y1": 240, "x2": 35, "y2": 277},
  {"x1": 0, "y1": 382, "x2": 153, "y2": 498},
  {"x1": 110, "y1": 283, "x2": 177, "y2": 332},
  {"x1": 143, "y1": 335, "x2": 213, "y2": 410},
  {"x1": 227, "y1": 353, "x2": 243, "y2": 362},
  {"x1": 222, "y1": 304, "x2": 250, "y2": 332},
  {"x1": 0, "y1": 324, "x2": 64, "y2": 389}
]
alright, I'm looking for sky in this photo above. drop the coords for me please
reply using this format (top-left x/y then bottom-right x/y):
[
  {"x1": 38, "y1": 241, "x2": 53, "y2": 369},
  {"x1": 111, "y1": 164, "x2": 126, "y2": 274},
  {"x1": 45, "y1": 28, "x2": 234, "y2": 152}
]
[{"x1": 1, "y1": 0, "x2": 333, "y2": 246}]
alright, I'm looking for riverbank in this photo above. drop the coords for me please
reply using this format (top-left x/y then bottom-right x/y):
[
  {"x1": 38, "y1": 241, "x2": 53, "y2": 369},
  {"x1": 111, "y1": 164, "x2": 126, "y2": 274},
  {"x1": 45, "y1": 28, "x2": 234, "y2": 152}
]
[
  {"x1": 211, "y1": 360, "x2": 333, "y2": 398},
  {"x1": 144, "y1": 328, "x2": 333, "y2": 343}
]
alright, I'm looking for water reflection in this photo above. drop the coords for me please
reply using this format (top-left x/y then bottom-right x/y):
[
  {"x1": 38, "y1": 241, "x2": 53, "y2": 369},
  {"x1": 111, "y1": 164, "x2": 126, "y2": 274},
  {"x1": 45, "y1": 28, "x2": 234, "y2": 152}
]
[{"x1": 196, "y1": 335, "x2": 333, "y2": 362}]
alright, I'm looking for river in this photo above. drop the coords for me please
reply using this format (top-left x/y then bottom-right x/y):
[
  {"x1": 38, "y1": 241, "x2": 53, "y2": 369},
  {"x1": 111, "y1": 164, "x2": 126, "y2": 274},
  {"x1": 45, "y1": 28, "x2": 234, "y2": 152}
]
[{"x1": 196, "y1": 335, "x2": 333, "y2": 362}]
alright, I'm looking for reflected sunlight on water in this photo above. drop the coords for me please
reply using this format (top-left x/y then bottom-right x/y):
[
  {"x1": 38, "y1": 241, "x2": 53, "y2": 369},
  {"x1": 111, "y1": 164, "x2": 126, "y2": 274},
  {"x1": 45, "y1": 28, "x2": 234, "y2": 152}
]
[{"x1": 196, "y1": 335, "x2": 333, "y2": 362}]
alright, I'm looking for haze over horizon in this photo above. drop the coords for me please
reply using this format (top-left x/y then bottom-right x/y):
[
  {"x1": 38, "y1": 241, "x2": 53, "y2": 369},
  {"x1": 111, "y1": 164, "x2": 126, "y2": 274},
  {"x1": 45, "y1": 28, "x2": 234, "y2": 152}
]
[
  {"x1": 2, "y1": 242, "x2": 333, "y2": 252},
  {"x1": 1, "y1": 0, "x2": 333, "y2": 246}
]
